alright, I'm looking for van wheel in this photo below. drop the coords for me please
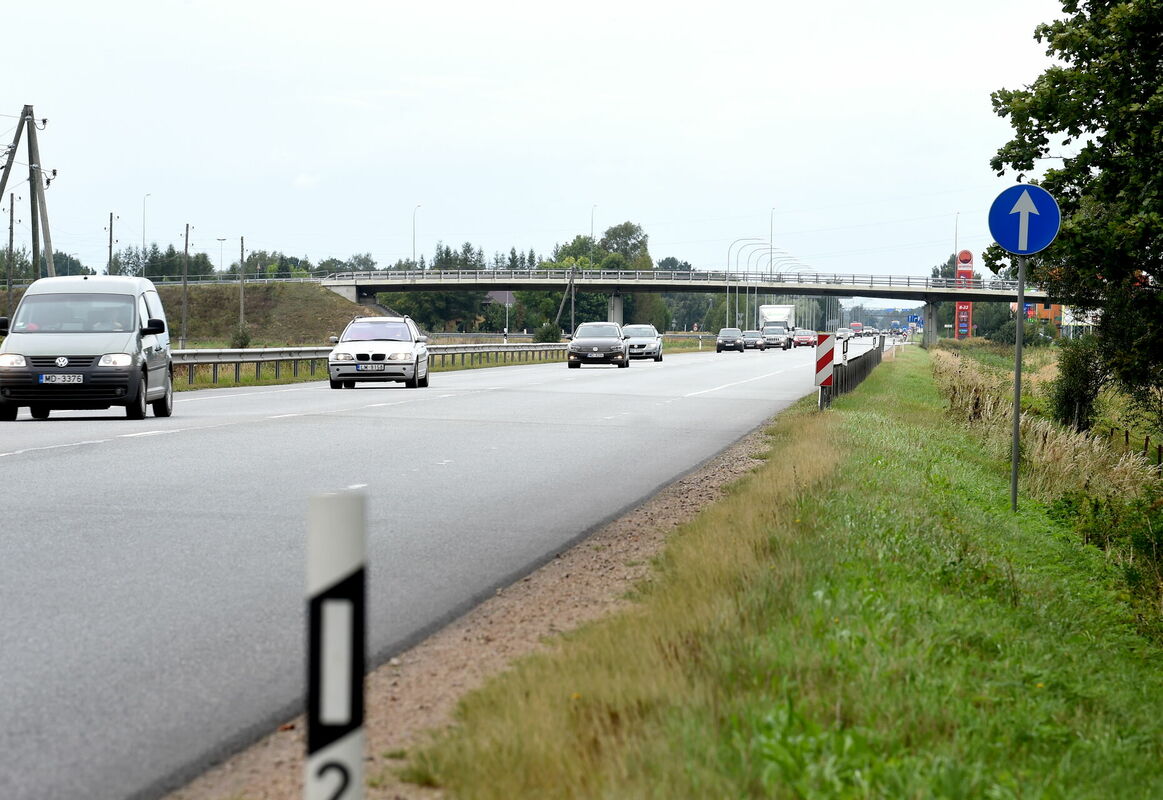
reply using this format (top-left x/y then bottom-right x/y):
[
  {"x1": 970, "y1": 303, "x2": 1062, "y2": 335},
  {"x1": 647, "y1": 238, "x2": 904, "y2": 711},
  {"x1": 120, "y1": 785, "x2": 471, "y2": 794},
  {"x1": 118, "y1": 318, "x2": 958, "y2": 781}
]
[
  {"x1": 31, "y1": 406, "x2": 50, "y2": 420},
  {"x1": 151, "y1": 371, "x2": 174, "y2": 417},
  {"x1": 127, "y1": 374, "x2": 148, "y2": 419}
]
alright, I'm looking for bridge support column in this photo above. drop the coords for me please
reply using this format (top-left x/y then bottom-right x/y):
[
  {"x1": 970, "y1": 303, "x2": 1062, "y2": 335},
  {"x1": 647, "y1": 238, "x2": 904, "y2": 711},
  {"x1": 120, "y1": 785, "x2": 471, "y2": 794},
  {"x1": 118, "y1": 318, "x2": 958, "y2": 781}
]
[
  {"x1": 325, "y1": 284, "x2": 359, "y2": 303},
  {"x1": 607, "y1": 293, "x2": 624, "y2": 325},
  {"x1": 922, "y1": 300, "x2": 938, "y2": 349}
]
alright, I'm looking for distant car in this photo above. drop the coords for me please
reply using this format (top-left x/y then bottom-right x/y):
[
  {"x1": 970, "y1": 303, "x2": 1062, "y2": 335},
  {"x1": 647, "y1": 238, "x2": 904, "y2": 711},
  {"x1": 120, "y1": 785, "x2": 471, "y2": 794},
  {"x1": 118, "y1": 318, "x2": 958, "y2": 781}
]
[
  {"x1": 328, "y1": 315, "x2": 429, "y2": 389},
  {"x1": 835, "y1": 327, "x2": 854, "y2": 340},
  {"x1": 716, "y1": 327, "x2": 745, "y2": 353},
  {"x1": 760, "y1": 324, "x2": 792, "y2": 350},
  {"x1": 621, "y1": 324, "x2": 663, "y2": 362},
  {"x1": 793, "y1": 329, "x2": 818, "y2": 347},
  {"x1": 567, "y1": 321, "x2": 629, "y2": 368},
  {"x1": 742, "y1": 330, "x2": 766, "y2": 350}
]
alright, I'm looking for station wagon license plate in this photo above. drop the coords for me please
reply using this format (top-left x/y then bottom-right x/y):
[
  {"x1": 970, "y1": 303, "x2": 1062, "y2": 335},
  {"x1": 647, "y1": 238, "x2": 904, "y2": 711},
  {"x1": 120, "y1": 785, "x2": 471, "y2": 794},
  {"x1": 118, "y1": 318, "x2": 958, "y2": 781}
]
[
  {"x1": 39, "y1": 374, "x2": 83, "y2": 384},
  {"x1": 356, "y1": 364, "x2": 386, "y2": 371}
]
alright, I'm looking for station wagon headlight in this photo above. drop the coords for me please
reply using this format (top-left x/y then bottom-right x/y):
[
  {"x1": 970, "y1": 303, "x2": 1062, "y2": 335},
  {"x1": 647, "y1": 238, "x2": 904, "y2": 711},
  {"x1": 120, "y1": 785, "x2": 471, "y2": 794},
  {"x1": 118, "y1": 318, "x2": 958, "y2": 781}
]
[
  {"x1": 332, "y1": 352, "x2": 354, "y2": 361},
  {"x1": 98, "y1": 353, "x2": 133, "y2": 367},
  {"x1": 0, "y1": 353, "x2": 25, "y2": 367}
]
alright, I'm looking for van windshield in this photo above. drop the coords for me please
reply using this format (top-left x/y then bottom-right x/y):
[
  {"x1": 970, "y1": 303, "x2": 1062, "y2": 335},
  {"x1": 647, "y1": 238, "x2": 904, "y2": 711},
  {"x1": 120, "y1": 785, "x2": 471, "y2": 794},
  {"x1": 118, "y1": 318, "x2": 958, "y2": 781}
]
[{"x1": 10, "y1": 293, "x2": 136, "y2": 334}]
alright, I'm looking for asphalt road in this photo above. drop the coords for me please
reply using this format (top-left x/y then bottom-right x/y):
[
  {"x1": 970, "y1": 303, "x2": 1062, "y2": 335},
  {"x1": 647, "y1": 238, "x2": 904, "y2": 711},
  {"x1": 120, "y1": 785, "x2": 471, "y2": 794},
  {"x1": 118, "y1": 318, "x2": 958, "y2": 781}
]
[{"x1": 0, "y1": 342, "x2": 871, "y2": 799}]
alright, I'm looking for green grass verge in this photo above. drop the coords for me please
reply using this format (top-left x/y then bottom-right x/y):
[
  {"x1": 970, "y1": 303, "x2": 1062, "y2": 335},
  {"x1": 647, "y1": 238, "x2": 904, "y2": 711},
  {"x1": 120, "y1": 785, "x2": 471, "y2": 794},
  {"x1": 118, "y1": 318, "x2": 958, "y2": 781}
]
[{"x1": 393, "y1": 347, "x2": 1163, "y2": 798}]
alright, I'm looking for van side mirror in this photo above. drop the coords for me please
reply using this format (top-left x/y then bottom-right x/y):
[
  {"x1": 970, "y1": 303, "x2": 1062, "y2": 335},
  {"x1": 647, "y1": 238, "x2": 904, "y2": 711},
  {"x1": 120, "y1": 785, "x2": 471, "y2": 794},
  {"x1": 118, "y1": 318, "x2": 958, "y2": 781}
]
[
  {"x1": 142, "y1": 318, "x2": 166, "y2": 335},
  {"x1": 0, "y1": 317, "x2": 8, "y2": 336}
]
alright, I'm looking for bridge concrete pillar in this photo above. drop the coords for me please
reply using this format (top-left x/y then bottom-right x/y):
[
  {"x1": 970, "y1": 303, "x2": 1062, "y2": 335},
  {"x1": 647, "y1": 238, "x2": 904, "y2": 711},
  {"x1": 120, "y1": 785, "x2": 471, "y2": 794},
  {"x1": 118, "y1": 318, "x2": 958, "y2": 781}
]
[
  {"x1": 607, "y1": 293, "x2": 624, "y2": 325},
  {"x1": 922, "y1": 300, "x2": 938, "y2": 349},
  {"x1": 325, "y1": 284, "x2": 359, "y2": 304}
]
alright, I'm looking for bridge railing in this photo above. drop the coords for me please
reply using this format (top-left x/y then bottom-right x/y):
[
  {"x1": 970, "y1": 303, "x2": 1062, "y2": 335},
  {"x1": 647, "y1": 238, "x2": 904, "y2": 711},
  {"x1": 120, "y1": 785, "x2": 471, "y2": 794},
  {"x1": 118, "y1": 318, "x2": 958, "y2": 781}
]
[
  {"x1": 5, "y1": 269, "x2": 1031, "y2": 294},
  {"x1": 321, "y1": 268, "x2": 1026, "y2": 293},
  {"x1": 170, "y1": 343, "x2": 567, "y2": 385}
]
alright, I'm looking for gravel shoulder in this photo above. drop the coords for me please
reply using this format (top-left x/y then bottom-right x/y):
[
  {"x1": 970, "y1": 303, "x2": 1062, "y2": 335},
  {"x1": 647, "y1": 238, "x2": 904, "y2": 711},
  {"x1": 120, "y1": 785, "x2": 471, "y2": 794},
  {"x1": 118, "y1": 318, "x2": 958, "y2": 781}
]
[{"x1": 167, "y1": 422, "x2": 773, "y2": 800}]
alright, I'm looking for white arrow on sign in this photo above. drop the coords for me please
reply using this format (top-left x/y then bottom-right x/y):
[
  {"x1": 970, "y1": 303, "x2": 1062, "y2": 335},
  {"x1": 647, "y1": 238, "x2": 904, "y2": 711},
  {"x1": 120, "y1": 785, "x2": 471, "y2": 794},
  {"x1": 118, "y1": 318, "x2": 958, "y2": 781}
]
[{"x1": 1009, "y1": 188, "x2": 1040, "y2": 251}]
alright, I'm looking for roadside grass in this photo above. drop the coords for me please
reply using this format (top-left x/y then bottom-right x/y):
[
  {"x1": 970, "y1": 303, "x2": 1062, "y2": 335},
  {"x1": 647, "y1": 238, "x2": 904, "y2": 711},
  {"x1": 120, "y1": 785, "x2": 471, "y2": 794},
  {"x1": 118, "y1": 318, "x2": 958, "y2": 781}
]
[{"x1": 392, "y1": 346, "x2": 1163, "y2": 798}]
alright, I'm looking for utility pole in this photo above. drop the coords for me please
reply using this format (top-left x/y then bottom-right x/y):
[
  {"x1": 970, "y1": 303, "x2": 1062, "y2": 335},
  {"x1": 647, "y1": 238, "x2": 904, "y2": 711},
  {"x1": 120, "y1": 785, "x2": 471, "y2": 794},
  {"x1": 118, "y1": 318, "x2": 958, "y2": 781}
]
[
  {"x1": 239, "y1": 236, "x2": 246, "y2": 329},
  {"x1": 6, "y1": 194, "x2": 13, "y2": 315},
  {"x1": 0, "y1": 112, "x2": 27, "y2": 204},
  {"x1": 108, "y1": 212, "x2": 115, "y2": 272},
  {"x1": 25, "y1": 109, "x2": 53, "y2": 277},
  {"x1": 181, "y1": 223, "x2": 190, "y2": 346}
]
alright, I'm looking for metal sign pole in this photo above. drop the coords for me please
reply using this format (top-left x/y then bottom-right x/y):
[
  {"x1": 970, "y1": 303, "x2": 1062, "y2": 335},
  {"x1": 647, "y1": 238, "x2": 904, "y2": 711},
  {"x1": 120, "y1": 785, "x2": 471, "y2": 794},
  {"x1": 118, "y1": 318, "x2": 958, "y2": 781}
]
[{"x1": 1010, "y1": 256, "x2": 1026, "y2": 512}]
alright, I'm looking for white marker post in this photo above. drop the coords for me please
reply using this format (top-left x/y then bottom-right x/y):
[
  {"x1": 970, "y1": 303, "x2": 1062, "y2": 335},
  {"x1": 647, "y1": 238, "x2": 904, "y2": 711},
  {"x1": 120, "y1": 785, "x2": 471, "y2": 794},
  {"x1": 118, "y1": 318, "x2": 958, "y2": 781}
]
[{"x1": 306, "y1": 491, "x2": 366, "y2": 800}]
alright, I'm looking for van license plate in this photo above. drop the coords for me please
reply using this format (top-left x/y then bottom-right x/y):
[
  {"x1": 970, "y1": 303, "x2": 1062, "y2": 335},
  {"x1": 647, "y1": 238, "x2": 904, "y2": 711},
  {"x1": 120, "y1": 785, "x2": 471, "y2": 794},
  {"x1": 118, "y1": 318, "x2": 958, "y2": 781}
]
[
  {"x1": 40, "y1": 374, "x2": 83, "y2": 384},
  {"x1": 356, "y1": 364, "x2": 386, "y2": 371}
]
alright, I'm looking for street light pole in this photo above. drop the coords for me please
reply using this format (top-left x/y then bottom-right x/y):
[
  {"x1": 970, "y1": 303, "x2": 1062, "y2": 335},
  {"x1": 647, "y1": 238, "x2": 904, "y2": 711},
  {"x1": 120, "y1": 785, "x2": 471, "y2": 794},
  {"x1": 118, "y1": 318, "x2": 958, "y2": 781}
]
[
  {"x1": 412, "y1": 204, "x2": 421, "y2": 267},
  {"x1": 726, "y1": 237, "x2": 762, "y2": 327},
  {"x1": 142, "y1": 193, "x2": 151, "y2": 264},
  {"x1": 736, "y1": 242, "x2": 768, "y2": 327},
  {"x1": 590, "y1": 204, "x2": 597, "y2": 269},
  {"x1": 216, "y1": 237, "x2": 226, "y2": 273}
]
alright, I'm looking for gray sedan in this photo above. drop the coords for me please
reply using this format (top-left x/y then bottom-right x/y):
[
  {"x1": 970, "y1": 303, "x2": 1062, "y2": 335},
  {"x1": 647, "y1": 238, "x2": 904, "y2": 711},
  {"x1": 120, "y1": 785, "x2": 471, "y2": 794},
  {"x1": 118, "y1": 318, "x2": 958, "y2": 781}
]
[
  {"x1": 622, "y1": 324, "x2": 663, "y2": 362},
  {"x1": 566, "y1": 322, "x2": 629, "y2": 368}
]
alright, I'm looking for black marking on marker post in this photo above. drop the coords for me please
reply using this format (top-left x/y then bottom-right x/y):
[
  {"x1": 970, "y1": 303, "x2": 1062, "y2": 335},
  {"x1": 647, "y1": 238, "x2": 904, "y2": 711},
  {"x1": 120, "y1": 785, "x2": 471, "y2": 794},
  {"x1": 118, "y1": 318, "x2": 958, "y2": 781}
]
[{"x1": 307, "y1": 566, "x2": 365, "y2": 754}]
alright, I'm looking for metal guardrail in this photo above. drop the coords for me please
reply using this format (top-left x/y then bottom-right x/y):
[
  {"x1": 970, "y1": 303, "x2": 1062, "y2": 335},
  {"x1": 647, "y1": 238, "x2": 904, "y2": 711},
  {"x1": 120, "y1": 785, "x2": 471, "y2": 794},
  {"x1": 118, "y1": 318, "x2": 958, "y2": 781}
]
[
  {"x1": 820, "y1": 337, "x2": 893, "y2": 408},
  {"x1": 170, "y1": 343, "x2": 568, "y2": 385}
]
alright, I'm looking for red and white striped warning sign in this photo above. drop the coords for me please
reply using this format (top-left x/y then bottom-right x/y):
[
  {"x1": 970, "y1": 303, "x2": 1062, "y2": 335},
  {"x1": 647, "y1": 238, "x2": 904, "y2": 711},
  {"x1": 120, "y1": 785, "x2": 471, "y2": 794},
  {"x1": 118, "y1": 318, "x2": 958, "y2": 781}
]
[{"x1": 815, "y1": 334, "x2": 835, "y2": 387}]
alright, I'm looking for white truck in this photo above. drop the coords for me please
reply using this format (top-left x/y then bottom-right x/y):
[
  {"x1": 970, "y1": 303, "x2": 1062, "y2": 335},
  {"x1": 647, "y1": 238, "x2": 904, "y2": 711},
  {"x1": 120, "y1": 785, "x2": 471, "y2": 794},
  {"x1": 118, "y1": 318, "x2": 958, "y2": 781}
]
[{"x1": 758, "y1": 304, "x2": 795, "y2": 350}]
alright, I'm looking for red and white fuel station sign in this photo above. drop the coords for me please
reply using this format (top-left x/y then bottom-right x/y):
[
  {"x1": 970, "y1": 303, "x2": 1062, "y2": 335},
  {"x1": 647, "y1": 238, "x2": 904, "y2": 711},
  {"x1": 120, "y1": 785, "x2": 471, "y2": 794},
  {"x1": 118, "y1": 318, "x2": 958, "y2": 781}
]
[
  {"x1": 955, "y1": 250, "x2": 974, "y2": 339},
  {"x1": 815, "y1": 334, "x2": 835, "y2": 387}
]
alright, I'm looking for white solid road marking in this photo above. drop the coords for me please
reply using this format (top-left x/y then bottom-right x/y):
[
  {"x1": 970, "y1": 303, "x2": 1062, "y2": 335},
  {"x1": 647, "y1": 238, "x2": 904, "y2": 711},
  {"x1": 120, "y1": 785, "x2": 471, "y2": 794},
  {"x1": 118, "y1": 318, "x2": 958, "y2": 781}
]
[
  {"x1": 118, "y1": 429, "x2": 183, "y2": 438},
  {"x1": 0, "y1": 439, "x2": 109, "y2": 458}
]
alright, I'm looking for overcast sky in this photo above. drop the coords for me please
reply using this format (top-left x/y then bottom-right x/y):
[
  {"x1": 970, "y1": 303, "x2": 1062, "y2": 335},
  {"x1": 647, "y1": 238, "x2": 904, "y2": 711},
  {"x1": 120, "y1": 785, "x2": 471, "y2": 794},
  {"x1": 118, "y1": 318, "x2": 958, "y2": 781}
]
[{"x1": 6, "y1": 0, "x2": 1063, "y2": 284}]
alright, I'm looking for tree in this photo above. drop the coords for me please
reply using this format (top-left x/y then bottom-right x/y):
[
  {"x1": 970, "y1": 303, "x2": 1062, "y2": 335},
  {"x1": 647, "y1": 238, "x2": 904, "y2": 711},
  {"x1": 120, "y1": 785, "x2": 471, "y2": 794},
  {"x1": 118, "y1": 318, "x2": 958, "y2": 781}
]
[
  {"x1": 989, "y1": 0, "x2": 1163, "y2": 399},
  {"x1": 600, "y1": 222, "x2": 650, "y2": 266}
]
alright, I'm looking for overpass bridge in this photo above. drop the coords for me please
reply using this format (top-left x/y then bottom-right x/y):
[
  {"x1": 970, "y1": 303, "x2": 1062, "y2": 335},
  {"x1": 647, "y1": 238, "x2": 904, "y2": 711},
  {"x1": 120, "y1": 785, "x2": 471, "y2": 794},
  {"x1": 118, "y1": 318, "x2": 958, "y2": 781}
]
[{"x1": 320, "y1": 268, "x2": 1053, "y2": 339}]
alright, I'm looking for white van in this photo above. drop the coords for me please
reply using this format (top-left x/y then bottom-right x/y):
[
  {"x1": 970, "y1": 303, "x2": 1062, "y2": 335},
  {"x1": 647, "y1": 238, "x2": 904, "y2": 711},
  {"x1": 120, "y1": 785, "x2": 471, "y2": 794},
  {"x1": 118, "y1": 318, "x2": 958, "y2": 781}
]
[{"x1": 0, "y1": 275, "x2": 174, "y2": 420}]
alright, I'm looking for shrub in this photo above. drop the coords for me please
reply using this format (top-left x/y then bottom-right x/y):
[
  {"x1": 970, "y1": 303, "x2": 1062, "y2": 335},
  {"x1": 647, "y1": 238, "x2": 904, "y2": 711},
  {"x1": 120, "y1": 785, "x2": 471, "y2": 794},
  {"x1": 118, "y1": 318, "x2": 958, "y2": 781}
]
[
  {"x1": 1049, "y1": 335, "x2": 1110, "y2": 431},
  {"x1": 533, "y1": 323, "x2": 561, "y2": 343},
  {"x1": 985, "y1": 318, "x2": 1055, "y2": 347},
  {"x1": 230, "y1": 325, "x2": 251, "y2": 349}
]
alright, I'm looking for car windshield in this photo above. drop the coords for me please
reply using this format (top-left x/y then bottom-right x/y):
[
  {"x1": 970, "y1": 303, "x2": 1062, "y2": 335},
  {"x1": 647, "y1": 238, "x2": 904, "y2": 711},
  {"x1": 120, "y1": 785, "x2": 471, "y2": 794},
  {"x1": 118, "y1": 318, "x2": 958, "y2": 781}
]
[
  {"x1": 575, "y1": 324, "x2": 620, "y2": 338},
  {"x1": 719, "y1": 328, "x2": 741, "y2": 336},
  {"x1": 621, "y1": 326, "x2": 656, "y2": 337},
  {"x1": 9, "y1": 293, "x2": 136, "y2": 333},
  {"x1": 744, "y1": 331, "x2": 761, "y2": 337},
  {"x1": 342, "y1": 321, "x2": 413, "y2": 342}
]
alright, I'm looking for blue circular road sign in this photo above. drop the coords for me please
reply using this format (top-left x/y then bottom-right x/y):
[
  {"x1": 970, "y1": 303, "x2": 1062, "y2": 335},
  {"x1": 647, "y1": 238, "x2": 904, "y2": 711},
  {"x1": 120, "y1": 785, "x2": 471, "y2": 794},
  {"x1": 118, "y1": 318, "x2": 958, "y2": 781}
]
[{"x1": 988, "y1": 184, "x2": 1061, "y2": 255}]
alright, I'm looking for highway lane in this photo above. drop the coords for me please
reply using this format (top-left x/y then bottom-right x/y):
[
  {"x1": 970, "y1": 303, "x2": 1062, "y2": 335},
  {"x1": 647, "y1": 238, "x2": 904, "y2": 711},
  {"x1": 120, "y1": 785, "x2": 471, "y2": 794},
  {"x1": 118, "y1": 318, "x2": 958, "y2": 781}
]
[{"x1": 0, "y1": 344, "x2": 867, "y2": 799}]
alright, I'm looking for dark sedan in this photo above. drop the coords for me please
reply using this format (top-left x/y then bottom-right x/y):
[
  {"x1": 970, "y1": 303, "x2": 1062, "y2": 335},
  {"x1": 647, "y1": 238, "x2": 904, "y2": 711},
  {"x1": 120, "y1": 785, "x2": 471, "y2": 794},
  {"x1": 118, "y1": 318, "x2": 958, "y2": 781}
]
[
  {"x1": 716, "y1": 327, "x2": 745, "y2": 353},
  {"x1": 566, "y1": 322, "x2": 629, "y2": 368}
]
